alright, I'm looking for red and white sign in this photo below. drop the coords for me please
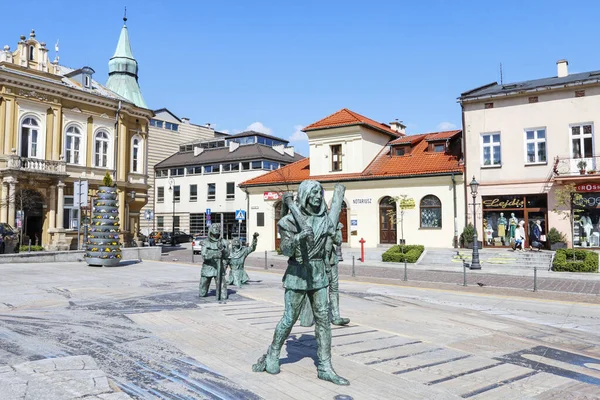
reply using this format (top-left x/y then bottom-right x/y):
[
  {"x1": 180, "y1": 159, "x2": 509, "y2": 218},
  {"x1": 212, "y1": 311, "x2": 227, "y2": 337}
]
[
  {"x1": 264, "y1": 191, "x2": 284, "y2": 201},
  {"x1": 576, "y1": 183, "x2": 600, "y2": 193}
]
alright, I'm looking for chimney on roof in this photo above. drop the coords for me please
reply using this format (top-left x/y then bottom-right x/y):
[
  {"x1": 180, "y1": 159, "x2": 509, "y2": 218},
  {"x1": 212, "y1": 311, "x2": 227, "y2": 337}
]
[
  {"x1": 181, "y1": 117, "x2": 190, "y2": 124},
  {"x1": 389, "y1": 119, "x2": 406, "y2": 135},
  {"x1": 557, "y1": 59, "x2": 568, "y2": 78}
]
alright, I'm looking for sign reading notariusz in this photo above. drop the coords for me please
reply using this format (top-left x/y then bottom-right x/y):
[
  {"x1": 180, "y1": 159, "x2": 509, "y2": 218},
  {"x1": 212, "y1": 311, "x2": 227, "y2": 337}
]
[
  {"x1": 399, "y1": 198, "x2": 415, "y2": 210},
  {"x1": 352, "y1": 198, "x2": 372, "y2": 205}
]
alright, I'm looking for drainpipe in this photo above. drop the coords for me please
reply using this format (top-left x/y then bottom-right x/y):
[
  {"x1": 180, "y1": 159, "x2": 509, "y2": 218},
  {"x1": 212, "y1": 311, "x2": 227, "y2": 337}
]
[
  {"x1": 451, "y1": 173, "x2": 458, "y2": 248},
  {"x1": 242, "y1": 186, "x2": 250, "y2": 242},
  {"x1": 460, "y1": 103, "x2": 469, "y2": 231}
]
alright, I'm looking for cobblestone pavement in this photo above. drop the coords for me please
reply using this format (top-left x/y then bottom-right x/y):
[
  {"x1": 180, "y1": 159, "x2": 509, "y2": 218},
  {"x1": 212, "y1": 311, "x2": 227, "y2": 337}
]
[{"x1": 1, "y1": 260, "x2": 599, "y2": 399}]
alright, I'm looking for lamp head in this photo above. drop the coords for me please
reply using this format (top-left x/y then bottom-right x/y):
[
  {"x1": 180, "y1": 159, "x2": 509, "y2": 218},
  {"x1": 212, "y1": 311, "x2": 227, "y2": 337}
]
[{"x1": 469, "y1": 176, "x2": 479, "y2": 197}]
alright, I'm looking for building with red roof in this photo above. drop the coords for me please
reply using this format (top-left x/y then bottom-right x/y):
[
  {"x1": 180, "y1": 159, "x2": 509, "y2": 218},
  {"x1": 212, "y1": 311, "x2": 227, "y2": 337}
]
[{"x1": 240, "y1": 108, "x2": 466, "y2": 251}]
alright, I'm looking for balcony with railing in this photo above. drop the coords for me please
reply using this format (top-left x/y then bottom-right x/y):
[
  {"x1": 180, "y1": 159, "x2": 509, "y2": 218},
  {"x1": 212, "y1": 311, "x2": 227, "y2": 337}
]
[
  {"x1": 0, "y1": 155, "x2": 67, "y2": 176},
  {"x1": 553, "y1": 155, "x2": 600, "y2": 180}
]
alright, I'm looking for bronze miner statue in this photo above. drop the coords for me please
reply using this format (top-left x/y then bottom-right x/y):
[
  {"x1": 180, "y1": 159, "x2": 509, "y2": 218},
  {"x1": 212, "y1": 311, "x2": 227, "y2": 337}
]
[
  {"x1": 252, "y1": 180, "x2": 349, "y2": 386},
  {"x1": 200, "y1": 223, "x2": 229, "y2": 301},
  {"x1": 299, "y1": 221, "x2": 350, "y2": 327},
  {"x1": 228, "y1": 232, "x2": 259, "y2": 287}
]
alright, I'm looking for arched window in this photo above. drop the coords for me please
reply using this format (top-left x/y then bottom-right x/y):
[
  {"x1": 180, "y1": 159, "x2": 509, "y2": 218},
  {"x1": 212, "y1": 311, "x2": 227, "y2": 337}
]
[
  {"x1": 131, "y1": 136, "x2": 141, "y2": 173},
  {"x1": 29, "y1": 45, "x2": 34, "y2": 61},
  {"x1": 65, "y1": 126, "x2": 81, "y2": 164},
  {"x1": 20, "y1": 117, "x2": 39, "y2": 158},
  {"x1": 420, "y1": 195, "x2": 442, "y2": 228},
  {"x1": 94, "y1": 131, "x2": 110, "y2": 168}
]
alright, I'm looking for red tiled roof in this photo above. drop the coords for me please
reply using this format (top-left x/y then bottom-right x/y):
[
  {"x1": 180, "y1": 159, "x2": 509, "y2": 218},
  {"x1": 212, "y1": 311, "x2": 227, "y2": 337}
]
[
  {"x1": 389, "y1": 133, "x2": 429, "y2": 145},
  {"x1": 240, "y1": 131, "x2": 463, "y2": 187},
  {"x1": 303, "y1": 108, "x2": 403, "y2": 138},
  {"x1": 425, "y1": 130, "x2": 461, "y2": 142}
]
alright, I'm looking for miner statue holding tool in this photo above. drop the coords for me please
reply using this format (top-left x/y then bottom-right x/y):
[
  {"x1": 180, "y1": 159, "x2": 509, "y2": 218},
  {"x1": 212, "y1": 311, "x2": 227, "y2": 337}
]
[
  {"x1": 199, "y1": 223, "x2": 229, "y2": 300},
  {"x1": 228, "y1": 232, "x2": 259, "y2": 287},
  {"x1": 252, "y1": 180, "x2": 349, "y2": 386}
]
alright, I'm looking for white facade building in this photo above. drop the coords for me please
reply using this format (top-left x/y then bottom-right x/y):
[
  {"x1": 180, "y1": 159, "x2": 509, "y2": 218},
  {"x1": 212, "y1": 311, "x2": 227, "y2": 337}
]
[
  {"x1": 240, "y1": 108, "x2": 465, "y2": 252},
  {"x1": 153, "y1": 131, "x2": 304, "y2": 238},
  {"x1": 460, "y1": 59, "x2": 600, "y2": 248},
  {"x1": 141, "y1": 109, "x2": 216, "y2": 235}
]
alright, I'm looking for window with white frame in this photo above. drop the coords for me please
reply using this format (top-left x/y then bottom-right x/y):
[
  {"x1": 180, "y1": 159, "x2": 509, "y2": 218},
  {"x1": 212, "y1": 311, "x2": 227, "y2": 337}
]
[
  {"x1": 207, "y1": 183, "x2": 216, "y2": 201},
  {"x1": 525, "y1": 128, "x2": 547, "y2": 163},
  {"x1": 157, "y1": 216, "x2": 164, "y2": 230},
  {"x1": 170, "y1": 168, "x2": 184, "y2": 176},
  {"x1": 157, "y1": 187, "x2": 164, "y2": 203},
  {"x1": 94, "y1": 131, "x2": 110, "y2": 168},
  {"x1": 190, "y1": 184, "x2": 198, "y2": 202},
  {"x1": 331, "y1": 144, "x2": 342, "y2": 171},
  {"x1": 20, "y1": 117, "x2": 40, "y2": 158},
  {"x1": 571, "y1": 123, "x2": 593, "y2": 159},
  {"x1": 226, "y1": 182, "x2": 235, "y2": 200},
  {"x1": 173, "y1": 185, "x2": 180, "y2": 203},
  {"x1": 131, "y1": 136, "x2": 141, "y2": 173},
  {"x1": 65, "y1": 126, "x2": 81, "y2": 164},
  {"x1": 481, "y1": 132, "x2": 501, "y2": 166},
  {"x1": 63, "y1": 196, "x2": 79, "y2": 230}
]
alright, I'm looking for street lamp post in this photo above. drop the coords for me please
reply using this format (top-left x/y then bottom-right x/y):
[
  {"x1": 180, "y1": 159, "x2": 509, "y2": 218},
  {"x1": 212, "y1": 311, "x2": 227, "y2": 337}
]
[
  {"x1": 469, "y1": 176, "x2": 481, "y2": 270},
  {"x1": 168, "y1": 177, "x2": 175, "y2": 247}
]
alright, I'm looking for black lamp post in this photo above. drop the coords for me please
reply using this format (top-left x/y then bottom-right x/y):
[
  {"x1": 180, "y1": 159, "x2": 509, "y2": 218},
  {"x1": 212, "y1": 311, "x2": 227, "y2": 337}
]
[
  {"x1": 469, "y1": 176, "x2": 481, "y2": 270},
  {"x1": 168, "y1": 177, "x2": 175, "y2": 247}
]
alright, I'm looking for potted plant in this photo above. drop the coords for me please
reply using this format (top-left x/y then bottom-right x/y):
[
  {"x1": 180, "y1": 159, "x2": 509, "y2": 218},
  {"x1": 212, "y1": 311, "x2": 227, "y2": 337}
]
[
  {"x1": 577, "y1": 160, "x2": 587, "y2": 174},
  {"x1": 461, "y1": 223, "x2": 475, "y2": 249},
  {"x1": 86, "y1": 172, "x2": 121, "y2": 267},
  {"x1": 547, "y1": 227, "x2": 567, "y2": 250}
]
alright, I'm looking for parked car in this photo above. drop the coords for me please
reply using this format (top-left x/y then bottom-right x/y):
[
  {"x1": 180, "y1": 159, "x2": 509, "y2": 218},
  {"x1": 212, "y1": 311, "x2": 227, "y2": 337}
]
[
  {"x1": 161, "y1": 231, "x2": 193, "y2": 244},
  {"x1": 192, "y1": 236, "x2": 206, "y2": 254},
  {"x1": 0, "y1": 223, "x2": 19, "y2": 254}
]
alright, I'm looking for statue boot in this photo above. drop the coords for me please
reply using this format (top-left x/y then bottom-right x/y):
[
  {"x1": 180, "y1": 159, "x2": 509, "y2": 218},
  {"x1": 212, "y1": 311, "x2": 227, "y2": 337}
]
[
  {"x1": 251, "y1": 345, "x2": 281, "y2": 374},
  {"x1": 317, "y1": 362, "x2": 349, "y2": 386},
  {"x1": 330, "y1": 294, "x2": 350, "y2": 326}
]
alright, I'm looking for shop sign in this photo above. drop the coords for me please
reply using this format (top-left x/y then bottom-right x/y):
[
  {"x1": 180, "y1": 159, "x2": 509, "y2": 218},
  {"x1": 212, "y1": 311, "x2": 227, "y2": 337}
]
[
  {"x1": 573, "y1": 193, "x2": 600, "y2": 208},
  {"x1": 482, "y1": 196, "x2": 525, "y2": 209},
  {"x1": 576, "y1": 183, "x2": 600, "y2": 193},
  {"x1": 352, "y1": 198, "x2": 372, "y2": 205},
  {"x1": 399, "y1": 198, "x2": 415, "y2": 210},
  {"x1": 264, "y1": 191, "x2": 283, "y2": 201}
]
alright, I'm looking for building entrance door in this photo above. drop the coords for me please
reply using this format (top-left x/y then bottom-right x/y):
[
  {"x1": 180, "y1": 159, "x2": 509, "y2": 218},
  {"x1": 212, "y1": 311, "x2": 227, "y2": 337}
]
[{"x1": 379, "y1": 196, "x2": 397, "y2": 244}]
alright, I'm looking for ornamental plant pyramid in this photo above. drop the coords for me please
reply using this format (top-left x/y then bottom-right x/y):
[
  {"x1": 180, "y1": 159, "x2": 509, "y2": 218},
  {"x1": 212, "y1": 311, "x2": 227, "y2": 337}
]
[{"x1": 86, "y1": 173, "x2": 122, "y2": 266}]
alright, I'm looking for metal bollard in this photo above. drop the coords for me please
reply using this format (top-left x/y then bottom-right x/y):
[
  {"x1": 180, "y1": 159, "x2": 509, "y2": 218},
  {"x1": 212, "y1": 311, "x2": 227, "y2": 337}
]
[
  {"x1": 192, "y1": 250, "x2": 194, "y2": 263},
  {"x1": 533, "y1": 267, "x2": 537, "y2": 292},
  {"x1": 463, "y1": 262, "x2": 467, "y2": 287},
  {"x1": 265, "y1": 250, "x2": 268, "y2": 270},
  {"x1": 28, "y1": 238, "x2": 31, "y2": 253},
  {"x1": 403, "y1": 260, "x2": 408, "y2": 281},
  {"x1": 352, "y1": 255, "x2": 356, "y2": 277}
]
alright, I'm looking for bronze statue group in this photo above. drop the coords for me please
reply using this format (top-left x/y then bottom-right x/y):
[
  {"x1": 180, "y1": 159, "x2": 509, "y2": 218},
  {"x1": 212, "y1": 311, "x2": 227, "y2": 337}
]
[{"x1": 199, "y1": 180, "x2": 351, "y2": 386}]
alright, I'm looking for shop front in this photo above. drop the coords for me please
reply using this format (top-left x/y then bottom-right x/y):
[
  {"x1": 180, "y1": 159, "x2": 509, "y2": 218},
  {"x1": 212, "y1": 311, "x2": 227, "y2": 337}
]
[
  {"x1": 572, "y1": 184, "x2": 600, "y2": 247},
  {"x1": 482, "y1": 194, "x2": 548, "y2": 248}
]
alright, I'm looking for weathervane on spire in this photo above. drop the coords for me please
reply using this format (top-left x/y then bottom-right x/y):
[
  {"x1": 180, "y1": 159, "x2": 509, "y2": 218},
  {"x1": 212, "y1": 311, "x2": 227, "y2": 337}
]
[{"x1": 123, "y1": 6, "x2": 127, "y2": 24}]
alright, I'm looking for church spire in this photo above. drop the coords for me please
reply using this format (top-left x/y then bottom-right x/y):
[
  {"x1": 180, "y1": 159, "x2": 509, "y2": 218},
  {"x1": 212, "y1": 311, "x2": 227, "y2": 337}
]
[{"x1": 105, "y1": 12, "x2": 147, "y2": 109}]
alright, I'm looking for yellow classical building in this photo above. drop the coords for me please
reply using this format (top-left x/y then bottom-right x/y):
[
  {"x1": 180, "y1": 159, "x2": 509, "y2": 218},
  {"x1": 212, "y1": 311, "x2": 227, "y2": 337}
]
[{"x1": 0, "y1": 20, "x2": 152, "y2": 250}]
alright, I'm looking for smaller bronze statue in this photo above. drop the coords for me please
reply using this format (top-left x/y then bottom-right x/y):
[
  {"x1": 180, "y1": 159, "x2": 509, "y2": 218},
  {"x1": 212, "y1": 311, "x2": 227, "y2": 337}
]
[
  {"x1": 228, "y1": 232, "x2": 259, "y2": 287},
  {"x1": 200, "y1": 223, "x2": 229, "y2": 300}
]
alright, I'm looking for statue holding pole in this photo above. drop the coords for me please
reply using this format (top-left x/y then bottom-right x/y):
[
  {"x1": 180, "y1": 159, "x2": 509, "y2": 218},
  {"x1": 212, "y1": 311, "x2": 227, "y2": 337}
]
[{"x1": 252, "y1": 181, "x2": 349, "y2": 385}]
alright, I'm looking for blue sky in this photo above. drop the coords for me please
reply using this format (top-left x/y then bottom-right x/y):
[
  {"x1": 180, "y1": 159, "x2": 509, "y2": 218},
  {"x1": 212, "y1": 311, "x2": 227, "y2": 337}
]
[{"x1": 2, "y1": 0, "x2": 599, "y2": 156}]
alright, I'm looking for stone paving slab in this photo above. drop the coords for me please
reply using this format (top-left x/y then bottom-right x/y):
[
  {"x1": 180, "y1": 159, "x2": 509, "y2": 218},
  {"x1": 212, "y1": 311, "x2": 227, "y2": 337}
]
[{"x1": 0, "y1": 356, "x2": 131, "y2": 400}]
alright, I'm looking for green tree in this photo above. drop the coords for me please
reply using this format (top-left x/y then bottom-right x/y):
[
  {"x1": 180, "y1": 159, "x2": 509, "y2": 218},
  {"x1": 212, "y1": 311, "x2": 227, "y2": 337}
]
[{"x1": 552, "y1": 183, "x2": 583, "y2": 249}]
